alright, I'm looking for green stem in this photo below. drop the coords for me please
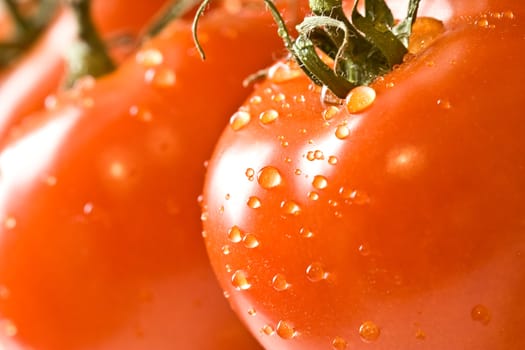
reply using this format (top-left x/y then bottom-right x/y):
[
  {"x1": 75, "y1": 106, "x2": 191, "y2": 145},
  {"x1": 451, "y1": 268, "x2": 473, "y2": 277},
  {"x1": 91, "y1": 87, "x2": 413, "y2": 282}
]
[
  {"x1": 64, "y1": 0, "x2": 115, "y2": 87},
  {"x1": 144, "y1": 0, "x2": 202, "y2": 39},
  {"x1": 4, "y1": 0, "x2": 32, "y2": 34}
]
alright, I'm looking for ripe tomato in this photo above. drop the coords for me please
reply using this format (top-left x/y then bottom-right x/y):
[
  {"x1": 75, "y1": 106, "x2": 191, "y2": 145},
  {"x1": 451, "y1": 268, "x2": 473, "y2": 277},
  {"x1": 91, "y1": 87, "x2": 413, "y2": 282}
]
[
  {"x1": 0, "y1": 2, "x2": 303, "y2": 349},
  {"x1": 200, "y1": 1, "x2": 525, "y2": 349},
  {"x1": 0, "y1": 0, "x2": 167, "y2": 141}
]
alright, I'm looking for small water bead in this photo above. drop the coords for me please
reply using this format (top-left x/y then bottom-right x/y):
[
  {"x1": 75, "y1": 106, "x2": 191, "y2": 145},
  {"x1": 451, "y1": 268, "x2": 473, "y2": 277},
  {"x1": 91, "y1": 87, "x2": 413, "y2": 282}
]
[
  {"x1": 248, "y1": 308, "x2": 257, "y2": 316},
  {"x1": 230, "y1": 110, "x2": 251, "y2": 131},
  {"x1": 308, "y1": 191, "x2": 320, "y2": 201},
  {"x1": 257, "y1": 166, "x2": 282, "y2": 189},
  {"x1": 293, "y1": 95, "x2": 306, "y2": 103},
  {"x1": 281, "y1": 200, "x2": 302, "y2": 216},
  {"x1": 260, "y1": 324, "x2": 275, "y2": 336},
  {"x1": 335, "y1": 124, "x2": 350, "y2": 140},
  {"x1": 306, "y1": 262, "x2": 328, "y2": 282},
  {"x1": 328, "y1": 156, "x2": 338, "y2": 165},
  {"x1": 129, "y1": 105, "x2": 153, "y2": 122},
  {"x1": 260, "y1": 109, "x2": 279, "y2": 124},
  {"x1": 250, "y1": 95, "x2": 262, "y2": 104},
  {"x1": 222, "y1": 245, "x2": 231, "y2": 255},
  {"x1": 359, "y1": 321, "x2": 380, "y2": 342},
  {"x1": 228, "y1": 225, "x2": 243, "y2": 243},
  {"x1": 471, "y1": 304, "x2": 491, "y2": 325},
  {"x1": 223, "y1": 290, "x2": 230, "y2": 299},
  {"x1": 272, "y1": 93, "x2": 286, "y2": 102},
  {"x1": 408, "y1": 17, "x2": 445, "y2": 54},
  {"x1": 245, "y1": 168, "x2": 255, "y2": 181},
  {"x1": 135, "y1": 48, "x2": 164, "y2": 67},
  {"x1": 83, "y1": 202, "x2": 94, "y2": 215},
  {"x1": 231, "y1": 270, "x2": 251, "y2": 290},
  {"x1": 268, "y1": 61, "x2": 303, "y2": 83},
  {"x1": 323, "y1": 106, "x2": 340, "y2": 121},
  {"x1": 294, "y1": 169, "x2": 302, "y2": 176},
  {"x1": 272, "y1": 273, "x2": 291, "y2": 291},
  {"x1": 144, "y1": 67, "x2": 176, "y2": 87},
  {"x1": 276, "y1": 320, "x2": 296, "y2": 339},
  {"x1": 437, "y1": 98, "x2": 452, "y2": 110},
  {"x1": 332, "y1": 336, "x2": 348, "y2": 350},
  {"x1": 358, "y1": 243, "x2": 371, "y2": 257},
  {"x1": 415, "y1": 329, "x2": 426, "y2": 340},
  {"x1": 346, "y1": 86, "x2": 376, "y2": 113},
  {"x1": 299, "y1": 227, "x2": 314, "y2": 238},
  {"x1": 312, "y1": 175, "x2": 328, "y2": 190},
  {"x1": 243, "y1": 233, "x2": 260, "y2": 249},
  {"x1": 225, "y1": 264, "x2": 232, "y2": 273},
  {"x1": 247, "y1": 196, "x2": 262, "y2": 209},
  {"x1": 504, "y1": 10, "x2": 515, "y2": 19},
  {"x1": 4, "y1": 217, "x2": 16, "y2": 230}
]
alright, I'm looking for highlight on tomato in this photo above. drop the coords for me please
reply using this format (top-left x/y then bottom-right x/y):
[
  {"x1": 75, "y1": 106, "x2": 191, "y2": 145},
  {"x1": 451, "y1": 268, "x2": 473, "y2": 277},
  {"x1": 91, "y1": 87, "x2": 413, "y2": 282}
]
[
  {"x1": 200, "y1": 0, "x2": 525, "y2": 349},
  {"x1": 0, "y1": 0, "x2": 306, "y2": 349},
  {"x1": 0, "y1": 0, "x2": 168, "y2": 141}
]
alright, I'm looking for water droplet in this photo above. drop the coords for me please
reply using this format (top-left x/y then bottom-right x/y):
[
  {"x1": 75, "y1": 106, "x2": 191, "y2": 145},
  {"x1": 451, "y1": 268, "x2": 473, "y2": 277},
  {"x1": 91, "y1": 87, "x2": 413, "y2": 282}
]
[
  {"x1": 299, "y1": 227, "x2": 314, "y2": 238},
  {"x1": 231, "y1": 270, "x2": 251, "y2": 290},
  {"x1": 346, "y1": 86, "x2": 376, "y2": 113},
  {"x1": 129, "y1": 105, "x2": 153, "y2": 122},
  {"x1": 83, "y1": 202, "x2": 94, "y2": 215},
  {"x1": 247, "y1": 196, "x2": 262, "y2": 209},
  {"x1": 230, "y1": 110, "x2": 251, "y2": 131},
  {"x1": 260, "y1": 324, "x2": 275, "y2": 336},
  {"x1": 415, "y1": 328, "x2": 426, "y2": 340},
  {"x1": 359, "y1": 321, "x2": 380, "y2": 342},
  {"x1": 257, "y1": 166, "x2": 282, "y2": 189},
  {"x1": 328, "y1": 156, "x2": 338, "y2": 165},
  {"x1": 358, "y1": 243, "x2": 371, "y2": 256},
  {"x1": 144, "y1": 67, "x2": 176, "y2": 87},
  {"x1": 259, "y1": 109, "x2": 279, "y2": 124},
  {"x1": 245, "y1": 168, "x2": 255, "y2": 181},
  {"x1": 272, "y1": 93, "x2": 286, "y2": 102},
  {"x1": 504, "y1": 10, "x2": 515, "y2": 19},
  {"x1": 136, "y1": 48, "x2": 164, "y2": 67},
  {"x1": 223, "y1": 290, "x2": 230, "y2": 298},
  {"x1": 308, "y1": 191, "x2": 320, "y2": 201},
  {"x1": 332, "y1": 336, "x2": 348, "y2": 349},
  {"x1": 475, "y1": 18, "x2": 490, "y2": 28},
  {"x1": 243, "y1": 233, "x2": 260, "y2": 248},
  {"x1": 248, "y1": 307, "x2": 257, "y2": 316},
  {"x1": 471, "y1": 304, "x2": 491, "y2": 325},
  {"x1": 294, "y1": 169, "x2": 302, "y2": 176},
  {"x1": 437, "y1": 98, "x2": 451, "y2": 109},
  {"x1": 272, "y1": 273, "x2": 291, "y2": 291},
  {"x1": 225, "y1": 264, "x2": 232, "y2": 273},
  {"x1": 268, "y1": 61, "x2": 303, "y2": 83},
  {"x1": 250, "y1": 95, "x2": 262, "y2": 104},
  {"x1": 222, "y1": 245, "x2": 231, "y2": 255},
  {"x1": 4, "y1": 217, "x2": 16, "y2": 230},
  {"x1": 281, "y1": 200, "x2": 301, "y2": 216},
  {"x1": 323, "y1": 106, "x2": 340, "y2": 121},
  {"x1": 312, "y1": 175, "x2": 328, "y2": 190},
  {"x1": 306, "y1": 262, "x2": 328, "y2": 282},
  {"x1": 228, "y1": 225, "x2": 243, "y2": 243},
  {"x1": 276, "y1": 320, "x2": 296, "y2": 339},
  {"x1": 335, "y1": 125, "x2": 350, "y2": 140}
]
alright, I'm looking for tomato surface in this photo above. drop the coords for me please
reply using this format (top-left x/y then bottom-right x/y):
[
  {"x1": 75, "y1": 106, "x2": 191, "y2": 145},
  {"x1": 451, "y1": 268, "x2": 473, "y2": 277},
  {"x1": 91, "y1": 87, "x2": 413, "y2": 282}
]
[
  {"x1": 0, "y1": 2, "x2": 303, "y2": 349},
  {"x1": 0, "y1": 0, "x2": 167, "y2": 142},
  {"x1": 201, "y1": 1, "x2": 525, "y2": 349}
]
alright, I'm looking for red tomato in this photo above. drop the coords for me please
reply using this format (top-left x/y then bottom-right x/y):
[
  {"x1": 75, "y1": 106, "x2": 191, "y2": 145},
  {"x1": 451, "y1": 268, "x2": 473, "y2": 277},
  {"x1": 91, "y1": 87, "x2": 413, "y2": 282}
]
[
  {"x1": 0, "y1": 0, "x2": 167, "y2": 142},
  {"x1": 0, "y1": 1, "x2": 304, "y2": 349},
  {"x1": 201, "y1": 1, "x2": 525, "y2": 349}
]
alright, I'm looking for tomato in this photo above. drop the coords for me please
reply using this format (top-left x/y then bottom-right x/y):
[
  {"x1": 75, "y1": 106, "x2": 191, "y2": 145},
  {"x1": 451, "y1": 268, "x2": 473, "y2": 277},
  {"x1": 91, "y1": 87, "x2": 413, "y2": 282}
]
[
  {"x1": 0, "y1": 1, "x2": 306, "y2": 349},
  {"x1": 0, "y1": 0, "x2": 167, "y2": 142},
  {"x1": 200, "y1": 0, "x2": 525, "y2": 349}
]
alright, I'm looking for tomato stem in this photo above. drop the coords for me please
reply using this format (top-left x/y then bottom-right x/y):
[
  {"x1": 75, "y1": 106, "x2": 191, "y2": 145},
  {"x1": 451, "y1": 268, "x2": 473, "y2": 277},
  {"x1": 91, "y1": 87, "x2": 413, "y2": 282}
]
[
  {"x1": 64, "y1": 0, "x2": 115, "y2": 88},
  {"x1": 4, "y1": 0, "x2": 33, "y2": 34},
  {"x1": 144, "y1": 0, "x2": 202, "y2": 39},
  {"x1": 265, "y1": 0, "x2": 422, "y2": 98}
]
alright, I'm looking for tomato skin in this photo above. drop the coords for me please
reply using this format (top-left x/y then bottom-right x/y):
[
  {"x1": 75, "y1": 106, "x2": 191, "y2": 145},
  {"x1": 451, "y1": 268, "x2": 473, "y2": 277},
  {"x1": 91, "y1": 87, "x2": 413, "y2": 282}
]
[
  {"x1": 0, "y1": 0, "x2": 167, "y2": 142},
  {"x1": 0, "y1": 3, "x2": 303, "y2": 349},
  {"x1": 201, "y1": 5, "x2": 525, "y2": 350}
]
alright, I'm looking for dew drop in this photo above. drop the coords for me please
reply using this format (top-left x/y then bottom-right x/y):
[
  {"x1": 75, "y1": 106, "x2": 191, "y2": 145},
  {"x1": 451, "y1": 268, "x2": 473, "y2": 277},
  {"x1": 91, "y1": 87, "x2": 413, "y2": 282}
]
[
  {"x1": 83, "y1": 202, "x2": 94, "y2": 215},
  {"x1": 243, "y1": 233, "x2": 260, "y2": 249},
  {"x1": 504, "y1": 10, "x2": 515, "y2": 19},
  {"x1": 335, "y1": 125, "x2": 350, "y2": 140},
  {"x1": 129, "y1": 105, "x2": 153, "y2": 122},
  {"x1": 281, "y1": 200, "x2": 302, "y2": 216},
  {"x1": 475, "y1": 18, "x2": 490, "y2": 28},
  {"x1": 268, "y1": 61, "x2": 303, "y2": 83},
  {"x1": 306, "y1": 262, "x2": 328, "y2": 282},
  {"x1": 260, "y1": 324, "x2": 275, "y2": 336},
  {"x1": 245, "y1": 168, "x2": 255, "y2": 181},
  {"x1": 231, "y1": 270, "x2": 251, "y2": 290},
  {"x1": 323, "y1": 106, "x2": 340, "y2": 121},
  {"x1": 247, "y1": 196, "x2": 262, "y2": 209},
  {"x1": 257, "y1": 166, "x2": 282, "y2": 189},
  {"x1": 272, "y1": 273, "x2": 291, "y2": 291},
  {"x1": 222, "y1": 245, "x2": 231, "y2": 255},
  {"x1": 145, "y1": 67, "x2": 176, "y2": 87},
  {"x1": 225, "y1": 264, "x2": 232, "y2": 273},
  {"x1": 346, "y1": 86, "x2": 376, "y2": 113},
  {"x1": 299, "y1": 227, "x2": 314, "y2": 238},
  {"x1": 135, "y1": 48, "x2": 164, "y2": 67},
  {"x1": 223, "y1": 290, "x2": 230, "y2": 298},
  {"x1": 308, "y1": 191, "x2": 319, "y2": 201},
  {"x1": 312, "y1": 175, "x2": 328, "y2": 190},
  {"x1": 230, "y1": 110, "x2": 251, "y2": 131},
  {"x1": 328, "y1": 156, "x2": 338, "y2": 165},
  {"x1": 415, "y1": 328, "x2": 426, "y2": 340},
  {"x1": 260, "y1": 109, "x2": 279, "y2": 124},
  {"x1": 272, "y1": 93, "x2": 286, "y2": 102},
  {"x1": 228, "y1": 225, "x2": 243, "y2": 243},
  {"x1": 358, "y1": 243, "x2": 371, "y2": 256},
  {"x1": 332, "y1": 336, "x2": 348, "y2": 350},
  {"x1": 359, "y1": 321, "x2": 380, "y2": 342},
  {"x1": 250, "y1": 95, "x2": 262, "y2": 104},
  {"x1": 314, "y1": 150, "x2": 324, "y2": 160},
  {"x1": 276, "y1": 320, "x2": 296, "y2": 339},
  {"x1": 471, "y1": 304, "x2": 491, "y2": 325},
  {"x1": 437, "y1": 98, "x2": 451, "y2": 110}
]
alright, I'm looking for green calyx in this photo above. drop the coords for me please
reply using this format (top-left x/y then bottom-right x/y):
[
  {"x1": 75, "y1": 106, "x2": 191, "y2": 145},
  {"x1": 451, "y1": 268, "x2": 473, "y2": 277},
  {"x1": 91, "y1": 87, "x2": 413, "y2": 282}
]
[
  {"x1": 264, "y1": 0, "x2": 421, "y2": 98},
  {"x1": 0, "y1": 0, "x2": 58, "y2": 68}
]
